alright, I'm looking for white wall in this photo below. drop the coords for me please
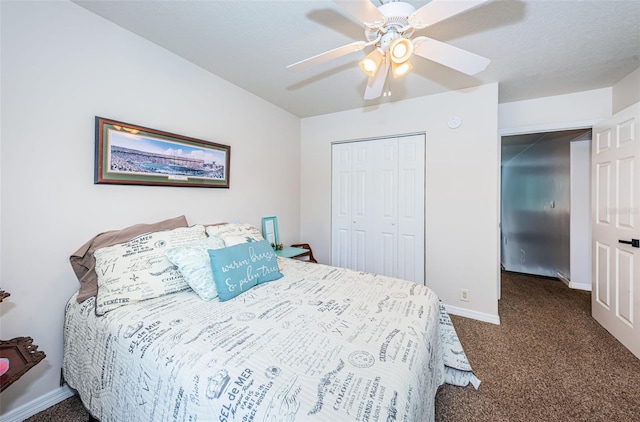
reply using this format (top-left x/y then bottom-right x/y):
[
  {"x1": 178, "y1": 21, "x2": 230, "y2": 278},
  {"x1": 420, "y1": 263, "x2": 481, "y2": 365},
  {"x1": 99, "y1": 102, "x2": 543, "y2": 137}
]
[
  {"x1": 613, "y1": 67, "x2": 640, "y2": 114},
  {"x1": 498, "y1": 88, "x2": 612, "y2": 132},
  {"x1": 499, "y1": 68, "x2": 640, "y2": 131},
  {"x1": 300, "y1": 84, "x2": 500, "y2": 323},
  {"x1": 569, "y1": 139, "x2": 592, "y2": 290},
  {"x1": 0, "y1": 1, "x2": 300, "y2": 415}
]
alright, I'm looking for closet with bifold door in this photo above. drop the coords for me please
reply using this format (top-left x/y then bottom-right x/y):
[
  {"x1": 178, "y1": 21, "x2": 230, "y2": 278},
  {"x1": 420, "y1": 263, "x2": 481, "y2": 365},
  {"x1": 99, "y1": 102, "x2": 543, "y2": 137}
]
[{"x1": 331, "y1": 133, "x2": 425, "y2": 285}]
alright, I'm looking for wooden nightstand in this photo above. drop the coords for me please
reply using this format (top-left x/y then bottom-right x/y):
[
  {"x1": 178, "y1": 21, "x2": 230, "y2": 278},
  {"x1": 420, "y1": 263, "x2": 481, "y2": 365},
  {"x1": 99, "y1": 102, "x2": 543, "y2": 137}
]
[
  {"x1": 0, "y1": 290, "x2": 46, "y2": 393},
  {"x1": 275, "y1": 243, "x2": 317, "y2": 263}
]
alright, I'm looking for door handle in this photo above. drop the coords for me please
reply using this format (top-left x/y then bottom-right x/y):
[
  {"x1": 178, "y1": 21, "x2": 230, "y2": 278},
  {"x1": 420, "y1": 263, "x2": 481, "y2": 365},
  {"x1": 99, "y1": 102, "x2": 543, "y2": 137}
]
[{"x1": 618, "y1": 239, "x2": 640, "y2": 248}]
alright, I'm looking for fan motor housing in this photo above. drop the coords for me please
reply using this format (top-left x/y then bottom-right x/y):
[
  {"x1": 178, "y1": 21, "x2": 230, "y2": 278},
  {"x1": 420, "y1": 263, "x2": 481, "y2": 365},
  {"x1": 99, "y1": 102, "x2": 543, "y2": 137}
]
[
  {"x1": 378, "y1": 1, "x2": 416, "y2": 19},
  {"x1": 365, "y1": 2, "x2": 416, "y2": 45},
  {"x1": 380, "y1": 31, "x2": 399, "y2": 50}
]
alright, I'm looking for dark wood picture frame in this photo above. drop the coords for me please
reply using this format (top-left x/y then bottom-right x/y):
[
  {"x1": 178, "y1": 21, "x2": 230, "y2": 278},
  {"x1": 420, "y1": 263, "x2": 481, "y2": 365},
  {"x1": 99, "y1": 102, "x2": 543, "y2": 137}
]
[{"x1": 95, "y1": 117, "x2": 230, "y2": 188}]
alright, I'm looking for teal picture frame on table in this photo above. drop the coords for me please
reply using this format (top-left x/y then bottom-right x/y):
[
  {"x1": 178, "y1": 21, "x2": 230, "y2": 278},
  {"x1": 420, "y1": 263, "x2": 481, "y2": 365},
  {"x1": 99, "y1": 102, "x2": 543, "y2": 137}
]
[{"x1": 261, "y1": 216, "x2": 279, "y2": 248}]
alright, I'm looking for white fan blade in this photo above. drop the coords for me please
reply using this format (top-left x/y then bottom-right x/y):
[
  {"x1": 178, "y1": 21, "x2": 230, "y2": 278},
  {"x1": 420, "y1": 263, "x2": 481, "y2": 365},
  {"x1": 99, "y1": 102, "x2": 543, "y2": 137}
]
[
  {"x1": 412, "y1": 36, "x2": 490, "y2": 75},
  {"x1": 409, "y1": 0, "x2": 490, "y2": 28},
  {"x1": 287, "y1": 41, "x2": 367, "y2": 71},
  {"x1": 364, "y1": 57, "x2": 389, "y2": 100},
  {"x1": 333, "y1": 0, "x2": 385, "y2": 25}
]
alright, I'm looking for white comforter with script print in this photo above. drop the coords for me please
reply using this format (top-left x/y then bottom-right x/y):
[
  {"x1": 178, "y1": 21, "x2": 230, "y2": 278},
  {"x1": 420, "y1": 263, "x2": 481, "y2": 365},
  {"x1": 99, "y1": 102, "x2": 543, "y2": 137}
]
[{"x1": 63, "y1": 258, "x2": 476, "y2": 422}]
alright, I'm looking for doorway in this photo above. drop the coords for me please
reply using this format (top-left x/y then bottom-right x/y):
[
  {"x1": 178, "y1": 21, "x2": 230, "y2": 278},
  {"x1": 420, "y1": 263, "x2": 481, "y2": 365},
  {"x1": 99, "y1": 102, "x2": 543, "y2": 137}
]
[{"x1": 500, "y1": 129, "x2": 591, "y2": 283}]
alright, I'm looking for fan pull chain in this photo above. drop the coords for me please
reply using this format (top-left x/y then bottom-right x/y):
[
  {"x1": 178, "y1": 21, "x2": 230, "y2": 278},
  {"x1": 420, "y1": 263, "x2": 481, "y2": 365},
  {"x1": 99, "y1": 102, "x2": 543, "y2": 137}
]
[{"x1": 383, "y1": 62, "x2": 392, "y2": 97}]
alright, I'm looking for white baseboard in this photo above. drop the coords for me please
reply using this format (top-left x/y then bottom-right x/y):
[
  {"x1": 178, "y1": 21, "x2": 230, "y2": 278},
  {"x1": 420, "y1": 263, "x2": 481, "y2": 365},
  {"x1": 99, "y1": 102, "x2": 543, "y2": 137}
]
[
  {"x1": 557, "y1": 272, "x2": 571, "y2": 286},
  {"x1": 568, "y1": 281, "x2": 592, "y2": 291},
  {"x1": 444, "y1": 304, "x2": 501, "y2": 325},
  {"x1": 557, "y1": 272, "x2": 592, "y2": 291},
  {"x1": 1, "y1": 385, "x2": 75, "y2": 422}
]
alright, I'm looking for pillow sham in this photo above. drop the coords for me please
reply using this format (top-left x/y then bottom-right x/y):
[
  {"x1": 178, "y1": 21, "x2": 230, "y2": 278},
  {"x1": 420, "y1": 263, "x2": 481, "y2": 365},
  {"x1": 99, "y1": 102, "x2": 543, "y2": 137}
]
[
  {"x1": 205, "y1": 223, "x2": 264, "y2": 241},
  {"x1": 70, "y1": 215, "x2": 188, "y2": 303},
  {"x1": 208, "y1": 240, "x2": 283, "y2": 301},
  {"x1": 165, "y1": 237, "x2": 226, "y2": 301},
  {"x1": 94, "y1": 225, "x2": 206, "y2": 315},
  {"x1": 220, "y1": 234, "x2": 261, "y2": 247}
]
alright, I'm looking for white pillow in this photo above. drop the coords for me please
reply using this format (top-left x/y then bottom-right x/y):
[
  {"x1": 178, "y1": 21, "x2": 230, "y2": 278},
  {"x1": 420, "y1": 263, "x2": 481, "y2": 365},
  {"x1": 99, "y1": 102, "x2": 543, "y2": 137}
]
[
  {"x1": 94, "y1": 225, "x2": 206, "y2": 315},
  {"x1": 165, "y1": 237, "x2": 225, "y2": 300},
  {"x1": 220, "y1": 234, "x2": 263, "y2": 246},
  {"x1": 205, "y1": 223, "x2": 264, "y2": 241}
]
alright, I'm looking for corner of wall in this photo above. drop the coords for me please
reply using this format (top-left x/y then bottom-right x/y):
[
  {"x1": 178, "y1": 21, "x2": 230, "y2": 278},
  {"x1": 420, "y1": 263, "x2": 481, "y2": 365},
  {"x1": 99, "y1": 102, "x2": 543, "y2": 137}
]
[{"x1": 612, "y1": 67, "x2": 640, "y2": 114}]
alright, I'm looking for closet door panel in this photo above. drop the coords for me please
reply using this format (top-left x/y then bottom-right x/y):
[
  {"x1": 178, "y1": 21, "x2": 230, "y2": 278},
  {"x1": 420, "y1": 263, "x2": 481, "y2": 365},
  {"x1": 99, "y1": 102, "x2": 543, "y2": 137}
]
[
  {"x1": 351, "y1": 141, "x2": 376, "y2": 272},
  {"x1": 380, "y1": 232, "x2": 396, "y2": 277},
  {"x1": 331, "y1": 143, "x2": 352, "y2": 268},
  {"x1": 398, "y1": 135, "x2": 425, "y2": 284},
  {"x1": 398, "y1": 233, "x2": 417, "y2": 282},
  {"x1": 335, "y1": 228, "x2": 350, "y2": 268},
  {"x1": 374, "y1": 138, "x2": 399, "y2": 277},
  {"x1": 353, "y1": 229, "x2": 368, "y2": 271}
]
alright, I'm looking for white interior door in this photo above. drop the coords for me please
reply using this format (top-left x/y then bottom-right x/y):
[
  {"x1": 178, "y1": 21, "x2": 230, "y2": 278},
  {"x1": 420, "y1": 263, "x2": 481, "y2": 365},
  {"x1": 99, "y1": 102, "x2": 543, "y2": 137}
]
[{"x1": 592, "y1": 102, "x2": 640, "y2": 359}]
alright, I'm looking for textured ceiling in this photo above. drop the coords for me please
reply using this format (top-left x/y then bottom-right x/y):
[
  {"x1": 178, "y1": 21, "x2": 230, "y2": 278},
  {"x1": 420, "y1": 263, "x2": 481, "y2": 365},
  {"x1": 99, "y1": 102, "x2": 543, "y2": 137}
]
[{"x1": 72, "y1": 0, "x2": 640, "y2": 118}]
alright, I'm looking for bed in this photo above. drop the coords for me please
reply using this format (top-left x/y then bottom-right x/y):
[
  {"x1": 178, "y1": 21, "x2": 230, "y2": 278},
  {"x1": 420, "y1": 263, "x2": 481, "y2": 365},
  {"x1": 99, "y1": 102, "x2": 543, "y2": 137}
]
[{"x1": 63, "y1": 221, "x2": 478, "y2": 422}]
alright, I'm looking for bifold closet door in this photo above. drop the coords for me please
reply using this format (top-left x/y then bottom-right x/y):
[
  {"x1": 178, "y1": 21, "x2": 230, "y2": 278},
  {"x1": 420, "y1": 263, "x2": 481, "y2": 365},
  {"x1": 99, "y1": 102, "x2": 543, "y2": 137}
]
[
  {"x1": 332, "y1": 142, "x2": 353, "y2": 269},
  {"x1": 331, "y1": 134, "x2": 425, "y2": 285},
  {"x1": 396, "y1": 135, "x2": 425, "y2": 284}
]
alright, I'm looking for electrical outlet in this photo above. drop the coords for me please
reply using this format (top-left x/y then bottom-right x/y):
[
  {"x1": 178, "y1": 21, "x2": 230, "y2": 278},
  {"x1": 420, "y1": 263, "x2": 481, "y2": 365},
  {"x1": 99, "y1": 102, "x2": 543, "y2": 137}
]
[{"x1": 460, "y1": 289, "x2": 469, "y2": 302}]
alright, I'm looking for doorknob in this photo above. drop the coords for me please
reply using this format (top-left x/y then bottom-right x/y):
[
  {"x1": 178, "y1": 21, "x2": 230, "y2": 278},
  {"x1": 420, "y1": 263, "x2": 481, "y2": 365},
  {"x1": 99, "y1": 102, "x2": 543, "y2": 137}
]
[{"x1": 618, "y1": 238, "x2": 640, "y2": 248}]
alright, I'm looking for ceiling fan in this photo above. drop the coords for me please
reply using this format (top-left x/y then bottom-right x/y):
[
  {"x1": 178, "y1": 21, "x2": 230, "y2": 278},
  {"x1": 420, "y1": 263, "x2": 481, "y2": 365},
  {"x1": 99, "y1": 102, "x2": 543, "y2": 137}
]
[{"x1": 287, "y1": 0, "x2": 491, "y2": 100}]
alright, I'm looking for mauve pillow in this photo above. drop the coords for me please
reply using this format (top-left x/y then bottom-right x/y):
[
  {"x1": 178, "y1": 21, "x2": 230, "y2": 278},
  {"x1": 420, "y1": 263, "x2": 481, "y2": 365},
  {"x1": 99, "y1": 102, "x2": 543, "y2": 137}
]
[{"x1": 70, "y1": 215, "x2": 188, "y2": 303}]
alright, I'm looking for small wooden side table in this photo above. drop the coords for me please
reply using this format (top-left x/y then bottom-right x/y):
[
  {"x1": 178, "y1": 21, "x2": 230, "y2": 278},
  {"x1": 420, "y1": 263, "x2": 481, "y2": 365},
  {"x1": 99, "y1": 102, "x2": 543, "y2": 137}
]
[
  {"x1": 274, "y1": 243, "x2": 317, "y2": 263},
  {"x1": 0, "y1": 290, "x2": 46, "y2": 393}
]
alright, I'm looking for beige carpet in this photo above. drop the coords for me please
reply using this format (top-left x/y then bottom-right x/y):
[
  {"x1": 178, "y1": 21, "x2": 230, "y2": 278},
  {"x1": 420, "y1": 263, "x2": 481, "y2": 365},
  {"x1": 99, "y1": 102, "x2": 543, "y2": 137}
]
[
  {"x1": 25, "y1": 271, "x2": 640, "y2": 421},
  {"x1": 435, "y1": 271, "x2": 640, "y2": 421}
]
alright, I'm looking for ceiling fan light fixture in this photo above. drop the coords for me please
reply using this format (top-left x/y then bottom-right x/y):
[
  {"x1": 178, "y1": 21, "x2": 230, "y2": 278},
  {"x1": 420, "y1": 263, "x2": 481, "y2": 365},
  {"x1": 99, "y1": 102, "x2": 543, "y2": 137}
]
[
  {"x1": 288, "y1": 0, "x2": 493, "y2": 100},
  {"x1": 391, "y1": 59, "x2": 413, "y2": 78},
  {"x1": 359, "y1": 47, "x2": 384, "y2": 77},
  {"x1": 389, "y1": 37, "x2": 413, "y2": 63}
]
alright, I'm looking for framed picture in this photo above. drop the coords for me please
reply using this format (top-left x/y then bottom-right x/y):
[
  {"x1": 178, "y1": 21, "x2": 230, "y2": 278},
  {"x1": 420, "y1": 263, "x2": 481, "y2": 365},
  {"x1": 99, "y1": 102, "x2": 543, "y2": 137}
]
[
  {"x1": 262, "y1": 216, "x2": 279, "y2": 248},
  {"x1": 95, "y1": 116, "x2": 230, "y2": 188}
]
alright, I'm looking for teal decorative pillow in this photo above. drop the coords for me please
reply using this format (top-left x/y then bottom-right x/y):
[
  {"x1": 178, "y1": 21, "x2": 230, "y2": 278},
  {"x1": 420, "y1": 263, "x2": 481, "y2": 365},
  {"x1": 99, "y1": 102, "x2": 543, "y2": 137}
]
[
  {"x1": 208, "y1": 240, "x2": 283, "y2": 301},
  {"x1": 165, "y1": 237, "x2": 226, "y2": 301}
]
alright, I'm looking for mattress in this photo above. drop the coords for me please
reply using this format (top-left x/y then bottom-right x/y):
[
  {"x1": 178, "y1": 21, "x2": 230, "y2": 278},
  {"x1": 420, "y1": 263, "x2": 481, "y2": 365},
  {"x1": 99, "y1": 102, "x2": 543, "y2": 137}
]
[{"x1": 63, "y1": 257, "x2": 477, "y2": 421}]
